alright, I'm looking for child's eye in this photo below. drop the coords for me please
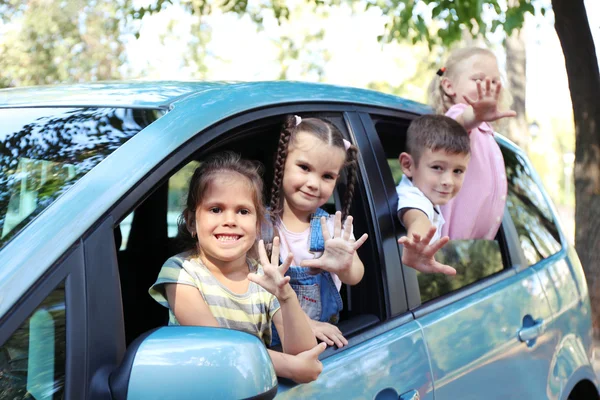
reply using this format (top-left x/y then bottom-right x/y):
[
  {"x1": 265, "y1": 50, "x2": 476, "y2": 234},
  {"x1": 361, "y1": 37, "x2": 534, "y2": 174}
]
[
  {"x1": 298, "y1": 164, "x2": 309, "y2": 171},
  {"x1": 431, "y1": 165, "x2": 443, "y2": 171},
  {"x1": 209, "y1": 207, "x2": 221, "y2": 213},
  {"x1": 454, "y1": 169, "x2": 465, "y2": 175},
  {"x1": 238, "y1": 209, "x2": 251, "y2": 215},
  {"x1": 323, "y1": 174, "x2": 334, "y2": 180}
]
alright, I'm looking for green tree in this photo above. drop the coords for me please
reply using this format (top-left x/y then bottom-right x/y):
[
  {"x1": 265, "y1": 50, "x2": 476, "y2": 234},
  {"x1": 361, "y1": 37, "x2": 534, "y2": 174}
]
[{"x1": 0, "y1": 0, "x2": 128, "y2": 88}]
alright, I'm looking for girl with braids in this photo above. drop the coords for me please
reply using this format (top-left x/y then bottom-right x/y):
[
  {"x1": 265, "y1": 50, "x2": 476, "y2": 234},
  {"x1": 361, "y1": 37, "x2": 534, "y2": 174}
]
[{"x1": 268, "y1": 115, "x2": 368, "y2": 349}]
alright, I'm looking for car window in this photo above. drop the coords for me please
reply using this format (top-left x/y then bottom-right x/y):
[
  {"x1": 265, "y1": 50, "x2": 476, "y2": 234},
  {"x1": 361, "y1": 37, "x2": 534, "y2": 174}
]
[
  {"x1": 167, "y1": 161, "x2": 200, "y2": 238},
  {"x1": 502, "y1": 147, "x2": 562, "y2": 265},
  {"x1": 370, "y1": 114, "x2": 506, "y2": 302},
  {"x1": 116, "y1": 111, "x2": 385, "y2": 347},
  {"x1": 0, "y1": 107, "x2": 163, "y2": 250},
  {"x1": 0, "y1": 282, "x2": 66, "y2": 399}
]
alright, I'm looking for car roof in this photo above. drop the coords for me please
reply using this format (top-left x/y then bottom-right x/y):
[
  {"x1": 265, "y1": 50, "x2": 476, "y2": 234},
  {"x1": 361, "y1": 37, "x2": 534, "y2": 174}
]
[{"x1": 0, "y1": 80, "x2": 431, "y2": 114}]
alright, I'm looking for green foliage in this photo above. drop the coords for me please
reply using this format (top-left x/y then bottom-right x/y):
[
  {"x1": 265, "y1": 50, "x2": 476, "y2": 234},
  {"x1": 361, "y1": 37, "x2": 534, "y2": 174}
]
[
  {"x1": 127, "y1": 0, "x2": 540, "y2": 58},
  {"x1": 0, "y1": 0, "x2": 129, "y2": 88},
  {"x1": 418, "y1": 240, "x2": 504, "y2": 302}
]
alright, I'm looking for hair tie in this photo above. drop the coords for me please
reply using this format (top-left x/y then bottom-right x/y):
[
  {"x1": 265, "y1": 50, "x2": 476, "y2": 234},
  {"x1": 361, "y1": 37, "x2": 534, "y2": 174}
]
[
  {"x1": 436, "y1": 67, "x2": 446, "y2": 76},
  {"x1": 343, "y1": 139, "x2": 352, "y2": 151},
  {"x1": 294, "y1": 115, "x2": 302, "y2": 126}
]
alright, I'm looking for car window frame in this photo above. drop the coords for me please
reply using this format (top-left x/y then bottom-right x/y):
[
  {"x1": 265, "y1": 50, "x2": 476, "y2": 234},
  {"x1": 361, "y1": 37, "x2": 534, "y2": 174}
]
[
  {"x1": 83, "y1": 103, "x2": 412, "y2": 362},
  {"x1": 355, "y1": 110, "x2": 540, "y2": 316},
  {"x1": 0, "y1": 242, "x2": 86, "y2": 400}
]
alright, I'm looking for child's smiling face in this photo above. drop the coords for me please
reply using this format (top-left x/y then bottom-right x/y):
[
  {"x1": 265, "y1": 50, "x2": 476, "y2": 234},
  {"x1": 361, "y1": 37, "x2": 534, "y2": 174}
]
[
  {"x1": 195, "y1": 172, "x2": 258, "y2": 267},
  {"x1": 403, "y1": 148, "x2": 470, "y2": 206},
  {"x1": 446, "y1": 54, "x2": 501, "y2": 105},
  {"x1": 282, "y1": 132, "x2": 346, "y2": 220}
]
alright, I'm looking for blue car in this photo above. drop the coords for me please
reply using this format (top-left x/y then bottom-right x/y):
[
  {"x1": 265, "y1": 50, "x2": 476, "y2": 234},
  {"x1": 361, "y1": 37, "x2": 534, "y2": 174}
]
[{"x1": 0, "y1": 81, "x2": 597, "y2": 400}]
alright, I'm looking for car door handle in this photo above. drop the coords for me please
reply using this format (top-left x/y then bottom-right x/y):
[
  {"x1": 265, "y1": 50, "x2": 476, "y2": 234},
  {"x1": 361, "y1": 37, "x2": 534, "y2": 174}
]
[{"x1": 518, "y1": 318, "x2": 545, "y2": 342}]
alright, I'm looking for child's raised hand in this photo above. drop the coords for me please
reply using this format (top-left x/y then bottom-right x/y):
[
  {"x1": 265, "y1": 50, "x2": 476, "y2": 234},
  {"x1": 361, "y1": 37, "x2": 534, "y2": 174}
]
[
  {"x1": 464, "y1": 78, "x2": 517, "y2": 123},
  {"x1": 300, "y1": 211, "x2": 368, "y2": 274},
  {"x1": 309, "y1": 319, "x2": 348, "y2": 348},
  {"x1": 248, "y1": 237, "x2": 294, "y2": 301},
  {"x1": 398, "y1": 226, "x2": 456, "y2": 276}
]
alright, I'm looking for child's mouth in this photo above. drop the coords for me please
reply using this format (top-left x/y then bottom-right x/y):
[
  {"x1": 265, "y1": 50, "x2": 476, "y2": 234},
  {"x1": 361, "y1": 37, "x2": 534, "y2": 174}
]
[{"x1": 215, "y1": 234, "x2": 241, "y2": 242}]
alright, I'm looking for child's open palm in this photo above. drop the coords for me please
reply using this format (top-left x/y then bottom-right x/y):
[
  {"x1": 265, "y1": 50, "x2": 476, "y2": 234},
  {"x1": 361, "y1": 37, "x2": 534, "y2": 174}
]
[
  {"x1": 398, "y1": 226, "x2": 456, "y2": 276},
  {"x1": 300, "y1": 211, "x2": 368, "y2": 274},
  {"x1": 464, "y1": 78, "x2": 517, "y2": 123},
  {"x1": 248, "y1": 237, "x2": 293, "y2": 300}
]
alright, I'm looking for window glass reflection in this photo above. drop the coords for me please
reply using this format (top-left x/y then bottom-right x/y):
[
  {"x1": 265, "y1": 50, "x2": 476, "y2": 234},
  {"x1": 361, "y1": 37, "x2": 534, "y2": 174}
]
[
  {"x1": 502, "y1": 148, "x2": 562, "y2": 265},
  {"x1": 0, "y1": 107, "x2": 162, "y2": 249},
  {"x1": 0, "y1": 282, "x2": 66, "y2": 399}
]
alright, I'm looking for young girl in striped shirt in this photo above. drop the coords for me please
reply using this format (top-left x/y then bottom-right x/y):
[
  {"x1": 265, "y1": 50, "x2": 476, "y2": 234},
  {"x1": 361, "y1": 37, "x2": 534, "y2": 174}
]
[{"x1": 150, "y1": 151, "x2": 325, "y2": 383}]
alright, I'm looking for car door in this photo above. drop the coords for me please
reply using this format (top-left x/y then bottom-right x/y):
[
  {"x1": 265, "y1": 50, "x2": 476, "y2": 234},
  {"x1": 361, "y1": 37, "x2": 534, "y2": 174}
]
[
  {"x1": 499, "y1": 145, "x2": 595, "y2": 399},
  {"x1": 93, "y1": 105, "x2": 436, "y2": 399},
  {"x1": 361, "y1": 110, "x2": 556, "y2": 399}
]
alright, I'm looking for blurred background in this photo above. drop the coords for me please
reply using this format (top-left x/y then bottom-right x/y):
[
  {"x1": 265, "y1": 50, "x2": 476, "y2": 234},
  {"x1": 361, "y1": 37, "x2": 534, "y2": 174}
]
[{"x1": 0, "y1": 0, "x2": 597, "y2": 242}]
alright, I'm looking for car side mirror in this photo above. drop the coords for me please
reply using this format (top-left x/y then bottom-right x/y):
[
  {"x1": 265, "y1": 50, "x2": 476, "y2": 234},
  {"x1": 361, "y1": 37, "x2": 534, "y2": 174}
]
[{"x1": 110, "y1": 326, "x2": 278, "y2": 400}]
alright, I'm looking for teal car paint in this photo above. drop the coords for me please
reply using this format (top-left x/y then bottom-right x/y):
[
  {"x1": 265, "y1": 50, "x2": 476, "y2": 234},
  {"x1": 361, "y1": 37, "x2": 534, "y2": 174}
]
[
  {"x1": 276, "y1": 319, "x2": 434, "y2": 399},
  {"x1": 0, "y1": 81, "x2": 597, "y2": 400},
  {"x1": 125, "y1": 327, "x2": 277, "y2": 400}
]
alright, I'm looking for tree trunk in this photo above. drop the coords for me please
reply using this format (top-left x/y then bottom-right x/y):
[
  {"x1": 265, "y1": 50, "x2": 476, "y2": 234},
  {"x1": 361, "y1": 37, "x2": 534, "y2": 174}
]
[
  {"x1": 505, "y1": 11, "x2": 529, "y2": 151},
  {"x1": 552, "y1": 0, "x2": 600, "y2": 337}
]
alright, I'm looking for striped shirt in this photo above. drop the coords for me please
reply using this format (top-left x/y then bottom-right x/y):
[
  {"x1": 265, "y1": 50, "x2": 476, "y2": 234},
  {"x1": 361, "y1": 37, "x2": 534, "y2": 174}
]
[{"x1": 149, "y1": 252, "x2": 280, "y2": 346}]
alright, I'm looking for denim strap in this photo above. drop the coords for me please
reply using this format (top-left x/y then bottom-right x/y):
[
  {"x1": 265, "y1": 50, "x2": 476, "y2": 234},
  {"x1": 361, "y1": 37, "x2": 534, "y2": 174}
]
[{"x1": 309, "y1": 208, "x2": 330, "y2": 252}]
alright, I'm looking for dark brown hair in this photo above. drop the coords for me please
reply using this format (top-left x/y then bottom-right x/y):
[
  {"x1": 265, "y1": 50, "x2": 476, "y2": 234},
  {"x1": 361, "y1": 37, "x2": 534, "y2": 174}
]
[
  {"x1": 269, "y1": 115, "x2": 358, "y2": 227},
  {"x1": 176, "y1": 151, "x2": 266, "y2": 255},
  {"x1": 406, "y1": 114, "x2": 471, "y2": 165}
]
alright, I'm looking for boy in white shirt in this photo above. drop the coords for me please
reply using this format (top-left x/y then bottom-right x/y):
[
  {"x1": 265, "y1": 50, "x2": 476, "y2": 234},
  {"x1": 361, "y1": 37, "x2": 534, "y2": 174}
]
[{"x1": 396, "y1": 114, "x2": 470, "y2": 275}]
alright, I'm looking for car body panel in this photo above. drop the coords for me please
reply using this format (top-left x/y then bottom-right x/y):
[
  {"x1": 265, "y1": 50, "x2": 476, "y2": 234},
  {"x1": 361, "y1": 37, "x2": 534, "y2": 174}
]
[
  {"x1": 419, "y1": 266, "x2": 555, "y2": 399},
  {"x1": 276, "y1": 319, "x2": 434, "y2": 399},
  {"x1": 507, "y1": 142, "x2": 598, "y2": 398}
]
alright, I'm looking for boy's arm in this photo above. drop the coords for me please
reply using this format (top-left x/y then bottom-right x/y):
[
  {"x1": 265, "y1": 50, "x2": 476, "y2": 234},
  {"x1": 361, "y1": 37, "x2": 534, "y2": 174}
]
[
  {"x1": 398, "y1": 209, "x2": 456, "y2": 276},
  {"x1": 401, "y1": 208, "x2": 434, "y2": 239}
]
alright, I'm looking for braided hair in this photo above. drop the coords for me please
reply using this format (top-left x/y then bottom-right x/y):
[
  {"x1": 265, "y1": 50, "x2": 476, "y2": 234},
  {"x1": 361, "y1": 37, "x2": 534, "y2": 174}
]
[{"x1": 269, "y1": 115, "x2": 359, "y2": 228}]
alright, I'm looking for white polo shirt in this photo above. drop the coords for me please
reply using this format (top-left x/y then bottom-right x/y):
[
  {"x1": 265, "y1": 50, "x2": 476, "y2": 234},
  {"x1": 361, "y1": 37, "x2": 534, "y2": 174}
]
[{"x1": 396, "y1": 175, "x2": 445, "y2": 243}]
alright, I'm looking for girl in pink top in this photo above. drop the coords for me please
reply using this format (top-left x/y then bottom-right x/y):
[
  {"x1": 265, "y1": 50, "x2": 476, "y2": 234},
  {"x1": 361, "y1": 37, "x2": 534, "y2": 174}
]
[{"x1": 429, "y1": 47, "x2": 516, "y2": 240}]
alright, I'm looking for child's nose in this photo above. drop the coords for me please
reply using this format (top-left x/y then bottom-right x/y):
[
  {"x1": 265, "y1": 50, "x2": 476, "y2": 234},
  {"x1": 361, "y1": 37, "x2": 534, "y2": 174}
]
[
  {"x1": 222, "y1": 210, "x2": 237, "y2": 225},
  {"x1": 441, "y1": 174, "x2": 453, "y2": 186},
  {"x1": 306, "y1": 174, "x2": 318, "y2": 189}
]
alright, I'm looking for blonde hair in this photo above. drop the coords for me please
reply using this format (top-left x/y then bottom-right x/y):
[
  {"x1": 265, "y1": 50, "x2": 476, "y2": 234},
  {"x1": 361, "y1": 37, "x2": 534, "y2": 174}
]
[{"x1": 428, "y1": 47, "x2": 513, "y2": 115}]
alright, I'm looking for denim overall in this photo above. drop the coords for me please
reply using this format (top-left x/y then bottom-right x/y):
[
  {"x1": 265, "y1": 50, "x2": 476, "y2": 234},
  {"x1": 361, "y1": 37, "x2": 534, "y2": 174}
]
[{"x1": 271, "y1": 208, "x2": 344, "y2": 346}]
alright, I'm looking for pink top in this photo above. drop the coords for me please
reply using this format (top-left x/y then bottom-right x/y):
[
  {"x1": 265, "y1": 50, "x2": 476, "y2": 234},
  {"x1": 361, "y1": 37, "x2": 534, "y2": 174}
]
[{"x1": 440, "y1": 103, "x2": 507, "y2": 240}]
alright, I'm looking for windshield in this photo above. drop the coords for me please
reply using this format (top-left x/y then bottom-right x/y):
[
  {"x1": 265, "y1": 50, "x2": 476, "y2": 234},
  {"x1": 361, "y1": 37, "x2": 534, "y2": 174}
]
[{"x1": 0, "y1": 107, "x2": 163, "y2": 249}]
